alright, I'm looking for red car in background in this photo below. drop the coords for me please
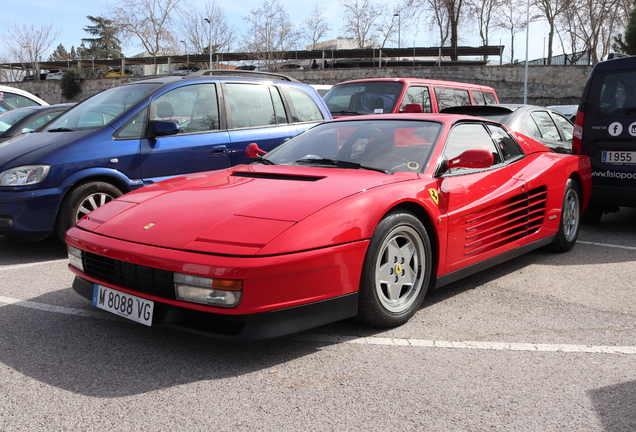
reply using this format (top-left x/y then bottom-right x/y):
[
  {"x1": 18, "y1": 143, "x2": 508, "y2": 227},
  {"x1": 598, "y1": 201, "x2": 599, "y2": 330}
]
[
  {"x1": 323, "y1": 78, "x2": 499, "y2": 117},
  {"x1": 66, "y1": 114, "x2": 591, "y2": 340}
]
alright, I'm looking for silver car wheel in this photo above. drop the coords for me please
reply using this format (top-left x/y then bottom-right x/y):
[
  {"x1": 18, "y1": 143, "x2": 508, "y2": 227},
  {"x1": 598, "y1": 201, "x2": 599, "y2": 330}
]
[
  {"x1": 374, "y1": 225, "x2": 426, "y2": 314},
  {"x1": 562, "y1": 186, "x2": 580, "y2": 243}
]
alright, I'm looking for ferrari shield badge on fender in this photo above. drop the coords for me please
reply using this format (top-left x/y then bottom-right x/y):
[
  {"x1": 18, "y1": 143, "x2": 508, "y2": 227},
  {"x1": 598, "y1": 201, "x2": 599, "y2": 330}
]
[
  {"x1": 428, "y1": 188, "x2": 439, "y2": 205},
  {"x1": 142, "y1": 223, "x2": 156, "y2": 230}
]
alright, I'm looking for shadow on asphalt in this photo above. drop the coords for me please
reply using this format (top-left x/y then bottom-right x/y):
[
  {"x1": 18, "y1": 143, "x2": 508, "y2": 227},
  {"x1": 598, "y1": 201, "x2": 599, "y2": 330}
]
[
  {"x1": 1, "y1": 287, "x2": 333, "y2": 398},
  {"x1": 590, "y1": 380, "x2": 636, "y2": 431}
]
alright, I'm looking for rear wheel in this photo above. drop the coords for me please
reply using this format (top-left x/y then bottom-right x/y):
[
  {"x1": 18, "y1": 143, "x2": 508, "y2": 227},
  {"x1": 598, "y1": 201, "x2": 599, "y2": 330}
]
[
  {"x1": 358, "y1": 212, "x2": 432, "y2": 327},
  {"x1": 550, "y1": 179, "x2": 581, "y2": 252},
  {"x1": 56, "y1": 181, "x2": 122, "y2": 241}
]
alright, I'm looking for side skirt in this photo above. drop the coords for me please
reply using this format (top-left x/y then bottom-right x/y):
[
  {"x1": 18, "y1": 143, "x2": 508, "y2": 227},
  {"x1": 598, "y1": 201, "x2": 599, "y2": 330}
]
[{"x1": 434, "y1": 235, "x2": 555, "y2": 289}]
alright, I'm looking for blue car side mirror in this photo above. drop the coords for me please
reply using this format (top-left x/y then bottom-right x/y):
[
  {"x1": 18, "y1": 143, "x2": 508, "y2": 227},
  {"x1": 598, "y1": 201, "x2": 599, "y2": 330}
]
[{"x1": 151, "y1": 120, "x2": 180, "y2": 137}]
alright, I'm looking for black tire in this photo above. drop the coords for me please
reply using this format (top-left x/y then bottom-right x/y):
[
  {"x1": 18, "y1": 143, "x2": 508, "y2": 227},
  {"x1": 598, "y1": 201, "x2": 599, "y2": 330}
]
[
  {"x1": 357, "y1": 212, "x2": 432, "y2": 327},
  {"x1": 56, "y1": 181, "x2": 122, "y2": 241},
  {"x1": 550, "y1": 179, "x2": 581, "y2": 253},
  {"x1": 581, "y1": 204, "x2": 604, "y2": 225}
]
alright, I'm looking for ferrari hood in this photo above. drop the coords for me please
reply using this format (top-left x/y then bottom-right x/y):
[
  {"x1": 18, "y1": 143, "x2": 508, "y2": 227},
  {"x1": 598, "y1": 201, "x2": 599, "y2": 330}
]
[{"x1": 77, "y1": 165, "x2": 414, "y2": 255}]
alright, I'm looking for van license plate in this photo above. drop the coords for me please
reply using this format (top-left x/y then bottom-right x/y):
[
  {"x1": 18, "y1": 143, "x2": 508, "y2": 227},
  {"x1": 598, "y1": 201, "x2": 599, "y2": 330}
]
[
  {"x1": 602, "y1": 151, "x2": 636, "y2": 164},
  {"x1": 92, "y1": 284, "x2": 154, "y2": 326}
]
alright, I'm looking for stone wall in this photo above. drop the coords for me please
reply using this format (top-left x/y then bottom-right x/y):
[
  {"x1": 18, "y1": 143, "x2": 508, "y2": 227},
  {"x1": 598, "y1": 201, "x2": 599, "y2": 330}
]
[{"x1": 2, "y1": 65, "x2": 593, "y2": 106}]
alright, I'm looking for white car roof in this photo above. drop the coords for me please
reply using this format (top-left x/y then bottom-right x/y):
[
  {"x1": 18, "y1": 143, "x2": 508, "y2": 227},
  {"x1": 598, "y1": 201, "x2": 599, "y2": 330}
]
[{"x1": 0, "y1": 84, "x2": 49, "y2": 106}]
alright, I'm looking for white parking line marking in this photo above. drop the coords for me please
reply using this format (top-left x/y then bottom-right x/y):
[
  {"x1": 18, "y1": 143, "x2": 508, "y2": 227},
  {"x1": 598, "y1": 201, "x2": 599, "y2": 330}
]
[
  {"x1": 1, "y1": 295, "x2": 634, "y2": 354},
  {"x1": 578, "y1": 241, "x2": 636, "y2": 251},
  {"x1": 0, "y1": 296, "x2": 117, "y2": 321},
  {"x1": 295, "y1": 334, "x2": 636, "y2": 354},
  {"x1": 0, "y1": 259, "x2": 69, "y2": 272}
]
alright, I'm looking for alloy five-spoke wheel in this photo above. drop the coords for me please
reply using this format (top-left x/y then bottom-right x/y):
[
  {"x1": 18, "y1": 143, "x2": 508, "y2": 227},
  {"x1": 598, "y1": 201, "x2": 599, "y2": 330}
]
[{"x1": 358, "y1": 212, "x2": 432, "y2": 327}]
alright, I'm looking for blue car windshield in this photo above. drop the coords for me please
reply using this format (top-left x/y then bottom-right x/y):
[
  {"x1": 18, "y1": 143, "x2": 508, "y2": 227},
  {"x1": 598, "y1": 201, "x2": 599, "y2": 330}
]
[{"x1": 47, "y1": 83, "x2": 161, "y2": 131}]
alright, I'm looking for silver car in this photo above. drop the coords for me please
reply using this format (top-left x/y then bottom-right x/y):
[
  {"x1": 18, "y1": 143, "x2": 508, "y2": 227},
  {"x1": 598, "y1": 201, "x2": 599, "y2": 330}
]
[{"x1": 442, "y1": 104, "x2": 574, "y2": 154}]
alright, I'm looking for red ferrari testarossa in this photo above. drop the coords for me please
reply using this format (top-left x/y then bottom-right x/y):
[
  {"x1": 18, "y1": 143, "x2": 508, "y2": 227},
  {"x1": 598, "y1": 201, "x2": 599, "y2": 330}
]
[{"x1": 67, "y1": 114, "x2": 592, "y2": 340}]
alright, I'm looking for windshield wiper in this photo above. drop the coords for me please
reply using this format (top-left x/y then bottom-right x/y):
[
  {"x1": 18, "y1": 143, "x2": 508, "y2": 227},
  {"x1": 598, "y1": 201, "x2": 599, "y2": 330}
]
[
  {"x1": 295, "y1": 157, "x2": 389, "y2": 174},
  {"x1": 331, "y1": 111, "x2": 362, "y2": 116},
  {"x1": 47, "y1": 127, "x2": 74, "y2": 132},
  {"x1": 253, "y1": 157, "x2": 275, "y2": 165}
]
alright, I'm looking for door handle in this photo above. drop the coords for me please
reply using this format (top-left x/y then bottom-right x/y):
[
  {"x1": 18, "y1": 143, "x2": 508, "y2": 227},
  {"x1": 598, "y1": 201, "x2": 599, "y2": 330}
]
[{"x1": 212, "y1": 145, "x2": 227, "y2": 155}]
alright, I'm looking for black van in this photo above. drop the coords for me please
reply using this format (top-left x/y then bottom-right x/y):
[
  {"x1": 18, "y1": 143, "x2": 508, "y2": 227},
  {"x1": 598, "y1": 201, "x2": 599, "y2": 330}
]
[{"x1": 573, "y1": 55, "x2": 636, "y2": 222}]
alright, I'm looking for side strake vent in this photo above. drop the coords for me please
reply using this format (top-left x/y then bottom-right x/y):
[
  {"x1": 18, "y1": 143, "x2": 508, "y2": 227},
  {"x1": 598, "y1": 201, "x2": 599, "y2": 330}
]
[
  {"x1": 231, "y1": 172, "x2": 323, "y2": 181},
  {"x1": 464, "y1": 186, "x2": 547, "y2": 257}
]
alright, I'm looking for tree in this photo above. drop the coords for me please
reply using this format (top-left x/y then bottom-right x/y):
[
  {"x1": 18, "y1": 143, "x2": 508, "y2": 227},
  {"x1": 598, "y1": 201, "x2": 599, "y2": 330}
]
[
  {"x1": 495, "y1": 0, "x2": 529, "y2": 63},
  {"x1": 341, "y1": 0, "x2": 386, "y2": 49},
  {"x1": 613, "y1": 0, "x2": 636, "y2": 55},
  {"x1": 301, "y1": 4, "x2": 332, "y2": 50},
  {"x1": 1, "y1": 22, "x2": 60, "y2": 80},
  {"x1": 49, "y1": 44, "x2": 70, "y2": 62},
  {"x1": 241, "y1": 0, "x2": 301, "y2": 70},
  {"x1": 178, "y1": 1, "x2": 234, "y2": 67},
  {"x1": 468, "y1": 0, "x2": 501, "y2": 60},
  {"x1": 82, "y1": 15, "x2": 123, "y2": 59},
  {"x1": 106, "y1": 0, "x2": 184, "y2": 72},
  {"x1": 407, "y1": 0, "x2": 467, "y2": 59},
  {"x1": 533, "y1": 0, "x2": 570, "y2": 64},
  {"x1": 376, "y1": 6, "x2": 409, "y2": 49}
]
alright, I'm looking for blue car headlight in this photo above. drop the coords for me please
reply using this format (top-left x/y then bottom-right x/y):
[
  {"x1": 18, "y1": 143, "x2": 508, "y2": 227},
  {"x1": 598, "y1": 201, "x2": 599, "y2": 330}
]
[{"x1": 0, "y1": 165, "x2": 50, "y2": 186}]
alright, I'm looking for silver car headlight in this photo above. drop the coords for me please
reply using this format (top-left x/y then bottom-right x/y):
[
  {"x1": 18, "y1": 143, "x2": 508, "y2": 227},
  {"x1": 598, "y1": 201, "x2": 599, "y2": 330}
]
[{"x1": 0, "y1": 165, "x2": 51, "y2": 186}]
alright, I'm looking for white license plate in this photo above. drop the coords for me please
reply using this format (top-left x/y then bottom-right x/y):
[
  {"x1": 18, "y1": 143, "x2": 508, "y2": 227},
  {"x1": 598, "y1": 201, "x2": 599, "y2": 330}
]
[
  {"x1": 92, "y1": 284, "x2": 154, "y2": 326},
  {"x1": 602, "y1": 151, "x2": 636, "y2": 164}
]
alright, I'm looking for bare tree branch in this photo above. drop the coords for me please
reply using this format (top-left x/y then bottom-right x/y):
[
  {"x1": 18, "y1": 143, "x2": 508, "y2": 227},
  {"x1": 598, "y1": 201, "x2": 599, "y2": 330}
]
[
  {"x1": 178, "y1": 0, "x2": 234, "y2": 67},
  {"x1": 1, "y1": 22, "x2": 61, "y2": 79},
  {"x1": 341, "y1": 0, "x2": 386, "y2": 49},
  {"x1": 241, "y1": 0, "x2": 301, "y2": 70},
  {"x1": 106, "y1": 0, "x2": 184, "y2": 72},
  {"x1": 301, "y1": 4, "x2": 332, "y2": 50}
]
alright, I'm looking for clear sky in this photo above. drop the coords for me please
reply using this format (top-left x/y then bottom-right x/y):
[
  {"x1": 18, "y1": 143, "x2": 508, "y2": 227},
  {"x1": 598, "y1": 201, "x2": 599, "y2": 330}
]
[{"x1": 2, "y1": 0, "x2": 551, "y2": 64}]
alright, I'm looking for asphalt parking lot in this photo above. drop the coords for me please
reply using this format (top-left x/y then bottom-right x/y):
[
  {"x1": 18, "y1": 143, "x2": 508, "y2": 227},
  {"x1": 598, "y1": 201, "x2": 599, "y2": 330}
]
[{"x1": 1, "y1": 209, "x2": 634, "y2": 431}]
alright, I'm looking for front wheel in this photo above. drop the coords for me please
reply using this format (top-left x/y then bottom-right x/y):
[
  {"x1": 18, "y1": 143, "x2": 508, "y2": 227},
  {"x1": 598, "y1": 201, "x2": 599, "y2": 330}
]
[
  {"x1": 56, "y1": 181, "x2": 122, "y2": 241},
  {"x1": 357, "y1": 212, "x2": 432, "y2": 328},
  {"x1": 550, "y1": 179, "x2": 581, "y2": 252}
]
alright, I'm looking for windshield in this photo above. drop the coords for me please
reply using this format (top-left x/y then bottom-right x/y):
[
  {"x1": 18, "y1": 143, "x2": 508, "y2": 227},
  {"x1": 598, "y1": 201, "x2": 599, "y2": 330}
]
[
  {"x1": 265, "y1": 119, "x2": 442, "y2": 174},
  {"x1": 0, "y1": 108, "x2": 36, "y2": 132},
  {"x1": 47, "y1": 83, "x2": 161, "y2": 131},
  {"x1": 323, "y1": 82, "x2": 403, "y2": 116}
]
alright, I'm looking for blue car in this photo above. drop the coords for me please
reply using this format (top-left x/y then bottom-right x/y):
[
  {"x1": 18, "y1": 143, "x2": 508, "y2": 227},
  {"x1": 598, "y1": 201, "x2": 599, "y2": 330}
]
[{"x1": 0, "y1": 73, "x2": 331, "y2": 240}]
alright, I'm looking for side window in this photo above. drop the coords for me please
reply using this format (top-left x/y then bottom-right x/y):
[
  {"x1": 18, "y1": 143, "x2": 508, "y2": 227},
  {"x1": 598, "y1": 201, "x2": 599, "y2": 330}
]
[
  {"x1": 442, "y1": 123, "x2": 501, "y2": 173},
  {"x1": 473, "y1": 90, "x2": 497, "y2": 105},
  {"x1": 529, "y1": 111, "x2": 561, "y2": 141},
  {"x1": 286, "y1": 87, "x2": 324, "y2": 122},
  {"x1": 227, "y1": 83, "x2": 277, "y2": 128},
  {"x1": 434, "y1": 87, "x2": 471, "y2": 110},
  {"x1": 1, "y1": 92, "x2": 40, "y2": 109},
  {"x1": 551, "y1": 112, "x2": 573, "y2": 141},
  {"x1": 526, "y1": 115, "x2": 542, "y2": 138},
  {"x1": 22, "y1": 112, "x2": 61, "y2": 133},
  {"x1": 487, "y1": 124, "x2": 524, "y2": 162},
  {"x1": 399, "y1": 86, "x2": 432, "y2": 113},
  {"x1": 115, "y1": 109, "x2": 148, "y2": 139},
  {"x1": 270, "y1": 87, "x2": 288, "y2": 124},
  {"x1": 151, "y1": 84, "x2": 219, "y2": 133}
]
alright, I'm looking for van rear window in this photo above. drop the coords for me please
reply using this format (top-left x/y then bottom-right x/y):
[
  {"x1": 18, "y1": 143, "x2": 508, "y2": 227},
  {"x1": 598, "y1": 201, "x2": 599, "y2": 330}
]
[{"x1": 589, "y1": 70, "x2": 636, "y2": 116}]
